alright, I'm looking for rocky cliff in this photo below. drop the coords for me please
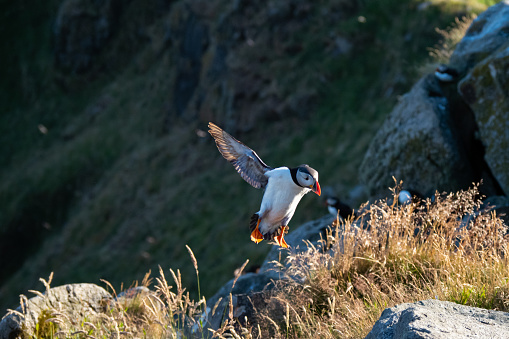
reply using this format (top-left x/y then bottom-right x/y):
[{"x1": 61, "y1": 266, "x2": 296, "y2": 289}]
[{"x1": 360, "y1": 1, "x2": 509, "y2": 202}]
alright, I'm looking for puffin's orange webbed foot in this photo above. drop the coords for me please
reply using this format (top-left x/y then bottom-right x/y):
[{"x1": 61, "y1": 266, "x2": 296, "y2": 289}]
[
  {"x1": 275, "y1": 233, "x2": 288, "y2": 248},
  {"x1": 275, "y1": 226, "x2": 289, "y2": 248},
  {"x1": 250, "y1": 218, "x2": 264, "y2": 244}
]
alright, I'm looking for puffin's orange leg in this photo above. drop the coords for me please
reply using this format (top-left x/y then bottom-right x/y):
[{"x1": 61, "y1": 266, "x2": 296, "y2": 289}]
[
  {"x1": 250, "y1": 218, "x2": 264, "y2": 244},
  {"x1": 275, "y1": 227, "x2": 289, "y2": 248},
  {"x1": 275, "y1": 233, "x2": 288, "y2": 248}
]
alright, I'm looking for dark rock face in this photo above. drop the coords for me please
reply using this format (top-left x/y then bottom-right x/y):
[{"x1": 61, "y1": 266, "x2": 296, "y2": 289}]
[
  {"x1": 172, "y1": 8, "x2": 210, "y2": 118},
  {"x1": 164, "y1": 0, "x2": 322, "y2": 131},
  {"x1": 458, "y1": 43, "x2": 509, "y2": 196},
  {"x1": 52, "y1": 0, "x2": 325, "y2": 128},
  {"x1": 365, "y1": 299, "x2": 509, "y2": 339},
  {"x1": 450, "y1": 1, "x2": 509, "y2": 196},
  {"x1": 54, "y1": 0, "x2": 122, "y2": 73}
]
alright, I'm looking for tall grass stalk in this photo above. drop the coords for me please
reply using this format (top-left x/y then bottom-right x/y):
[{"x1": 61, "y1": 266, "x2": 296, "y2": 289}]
[{"x1": 186, "y1": 245, "x2": 202, "y2": 309}]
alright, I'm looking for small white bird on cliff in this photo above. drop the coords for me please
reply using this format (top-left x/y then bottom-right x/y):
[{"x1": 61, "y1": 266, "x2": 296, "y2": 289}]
[
  {"x1": 435, "y1": 64, "x2": 459, "y2": 83},
  {"x1": 208, "y1": 122, "x2": 321, "y2": 248}
]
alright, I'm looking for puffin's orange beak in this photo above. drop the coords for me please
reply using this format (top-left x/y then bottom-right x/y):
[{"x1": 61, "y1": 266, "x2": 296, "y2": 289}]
[{"x1": 313, "y1": 181, "x2": 321, "y2": 196}]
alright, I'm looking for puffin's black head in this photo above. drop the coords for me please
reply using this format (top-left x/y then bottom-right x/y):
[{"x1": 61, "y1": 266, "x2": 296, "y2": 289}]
[
  {"x1": 291, "y1": 164, "x2": 321, "y2": 196},
  {"x1": 326, "y1": 197, "x2": 339, "y2": 206}
]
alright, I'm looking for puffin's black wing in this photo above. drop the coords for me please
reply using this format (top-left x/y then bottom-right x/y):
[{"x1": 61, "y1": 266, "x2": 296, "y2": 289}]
[{"x1": 208, "y1": 122, "x2": 272, "y2": 189}]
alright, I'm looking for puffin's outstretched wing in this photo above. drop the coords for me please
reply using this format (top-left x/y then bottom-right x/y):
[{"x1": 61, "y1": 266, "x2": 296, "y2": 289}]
[{"x1": 208, "y1": 122, "x2": 272, "y2": 189}]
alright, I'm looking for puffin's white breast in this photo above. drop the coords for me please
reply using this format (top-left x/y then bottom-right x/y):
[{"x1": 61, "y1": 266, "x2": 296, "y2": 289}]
[
  {"x1": 328, "y1": 205, "x2": 338, "y2": 216},
  {"x1": 257, "y1": 167, "x2": 309, "y2": 232}
]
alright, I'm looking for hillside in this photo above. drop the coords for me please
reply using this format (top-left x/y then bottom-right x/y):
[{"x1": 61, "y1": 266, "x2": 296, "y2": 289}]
[{"x1": 0, "y1": 0, "x2": 497, "y2": 313}]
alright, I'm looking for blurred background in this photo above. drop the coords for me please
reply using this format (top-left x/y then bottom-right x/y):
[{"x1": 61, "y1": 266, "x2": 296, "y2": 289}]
[{"x1": 0, "y1": 0, "x2": 497, "y2": 313}]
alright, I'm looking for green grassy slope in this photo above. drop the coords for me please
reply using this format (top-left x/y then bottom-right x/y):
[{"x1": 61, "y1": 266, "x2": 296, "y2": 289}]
[{"x1": 0, "y1": 0, "x2": 496, "y2": 312}]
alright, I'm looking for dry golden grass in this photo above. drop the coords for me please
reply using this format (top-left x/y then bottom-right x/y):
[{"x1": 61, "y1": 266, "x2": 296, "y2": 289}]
[
  {"x1": 431, "y1": 14, "x2": 476, "y2": 63},
  {"x1": 6, "y1": 183, "x2": 508, "y2": 338},
  {"x1": 248, "y1": 182, "x2": 509, "y2": 338},
  {"x1": 420, "y1": 14, "x2": 476, "y2": 75}
]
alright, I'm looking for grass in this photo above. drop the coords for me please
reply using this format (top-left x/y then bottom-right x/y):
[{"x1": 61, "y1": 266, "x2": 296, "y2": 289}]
[
  {"x1": 6, "y1": 183, "x2": 508, "y2": 338},
  {"x1": 248, "y1": 182, "x2": 509, "y2": 338},
  {"x1": 0, "y1": 0, "x2": 496, "y2": 317}
]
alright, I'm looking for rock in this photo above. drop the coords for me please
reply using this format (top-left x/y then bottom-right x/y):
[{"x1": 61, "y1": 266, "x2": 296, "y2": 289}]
[
  {"x1": 365, "y1": 299, "x2": 509, "y2": 339},
  {"x1": 170, "y1": 5, "x2": 210, "y2": 118},
  {"x1": 360, "y1": 1, "x2": 509, "y2": 200},
  {"x1": 205, "y1": 273, "x2": 278, "y2": 334},
  {"x1": 204, "y1": 214, "x2": 335, "y2": 334},
  {"x1": 162, "y1": 0, "x2": 321, "y2": 131},
  {"x1": 110, "y1": 285, "x2": 162, "y2": 311},
  {"x1": 260, "y1": 215, "x2": 335, "y2": 277},
  {"x1": 484, "y1": 195, "x2": 509, "y2": 210},
  {"x1": 458, "y1": 43, "x2": 509, "y2": 196},
  {"x1": 206, "y1": 214, "x2": 334, "y2": 314},
  {"x1": 54, "y1": 0, "x2": 121, "y2": 73},
  {"x1": 210, "y1": 291, "x2": 290, "y2": 336},
  {"x1": 207, "y1": 272, "x2": 276, "y2": 310},
  {"x1": 359, "y1": 75, "x2": 476, "y2": 199},
  {"x1": 0, "y1": 283, "x2": 111, "y2": 339},
  {"x1": 449, "y1": 1, "x2": 509, "y2": 75},
  {"x1": 483, "y1": 196, "x2": 509, "y2": 230}
]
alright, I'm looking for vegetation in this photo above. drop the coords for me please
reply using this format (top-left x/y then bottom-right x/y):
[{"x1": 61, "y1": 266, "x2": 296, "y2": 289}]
[
  {"x1": 7, "y1": 184, "x2": 508, "y2": 338},
  {"x1": 256, "y1": 183, "x2": 508, "y2": 338}
]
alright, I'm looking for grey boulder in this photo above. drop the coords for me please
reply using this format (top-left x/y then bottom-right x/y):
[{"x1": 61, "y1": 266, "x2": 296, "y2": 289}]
[
  {"x1": 0, "y1": 283, "x2": 111, "y2": 339},
  {"x1": 365, "y1": 299, "x2": 509, "y2": 339},
  {"x1": 449, "y1": 1, "x2": 509, "y2": 75},
  {"x1": 359, "y1": 75, "x2": 475, "y2": 199}
]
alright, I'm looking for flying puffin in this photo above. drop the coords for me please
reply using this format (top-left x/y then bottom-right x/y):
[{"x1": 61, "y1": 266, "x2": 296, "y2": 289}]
[{"x1": 208, "y1": 122, "x2": 321, "y2": 248}]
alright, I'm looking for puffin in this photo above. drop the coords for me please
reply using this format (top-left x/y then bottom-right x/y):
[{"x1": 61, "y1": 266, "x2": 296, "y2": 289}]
[
  {"x1": 398, "y1": 189, "x2": 425, "y2": 205},
  {"x1": 326, "y1": 196, "x2": 356, "y2": 220},
  {"x1": 434, "y1": 64, "x2": 459, "y2": 83},
  {"x1": 208, "y1": 122, "x2": 321, "y2": 248}
]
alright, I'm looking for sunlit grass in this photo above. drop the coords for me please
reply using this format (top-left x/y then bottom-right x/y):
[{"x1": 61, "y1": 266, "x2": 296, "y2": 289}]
[
  {"x1": 8, "y1": 183, "x2": 507, "y2": 338},
  {"x1": 244, "y1": 183, "x2": 509, "y2": 338},
  {"x1": 422, "y1": 14, "x2": 476, "y2": 71}
]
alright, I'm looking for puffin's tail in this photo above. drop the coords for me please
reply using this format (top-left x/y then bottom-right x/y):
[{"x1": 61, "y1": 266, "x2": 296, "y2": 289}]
[
  {"x1": 249, "y1": 213, "x2": 289, "y2": 248},
  {"x1": 249, "y1": 213, "x2": 259, "y2": 233}
]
